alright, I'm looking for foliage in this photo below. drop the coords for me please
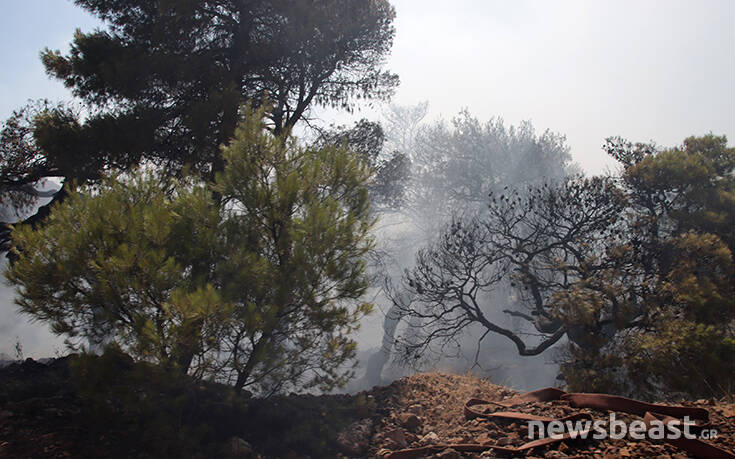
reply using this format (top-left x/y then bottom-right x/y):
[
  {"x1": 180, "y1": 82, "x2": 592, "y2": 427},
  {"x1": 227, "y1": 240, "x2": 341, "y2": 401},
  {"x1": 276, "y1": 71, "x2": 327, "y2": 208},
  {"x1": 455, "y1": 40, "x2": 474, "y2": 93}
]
[
  {"x1": 576, "y1": 135, "x2": 735, "y2": 397},
  {"x1": 396, "y1": 133, "x2": 735, "y2": 398},
  {"x1": 213, "y1": 110, "x2": 375, "y2": 392},
  {"x1": 407, "y1": 110, "x2": 575, "y2": 219},
  {"x1": 1, "y1": 0, "x2": 398, "y2": 250},
  {"x1": 5, "y1": 108, "x2": 375, "y2": 394},
  {"x1": 5, "y1": 169, "x2": 225, "y2": 369},
  {"x1": 561, "y1": 136, "x2": 735, "y2": 398},
  {"x1": 0, "y1": 101, "x2": 65, "y2": 214},
  {"x1": 316, "y1": 118, "x2": 410, "y2": 209},
  {"x1": 43, "y1": 0, "x2": 398, "y2": 168}
]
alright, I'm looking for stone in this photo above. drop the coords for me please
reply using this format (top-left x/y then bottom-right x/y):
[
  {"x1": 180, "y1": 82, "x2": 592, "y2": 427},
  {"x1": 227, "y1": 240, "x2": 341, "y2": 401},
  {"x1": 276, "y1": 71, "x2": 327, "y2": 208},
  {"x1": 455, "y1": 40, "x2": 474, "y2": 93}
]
[
  {"x1": 398, "y1": 412, "x2": 422, "y2": 430},
  {"x1": 386, "y1": 428, "x2": 408, "y2": 448},
  {"x1": 420, "y1": 431, "x2": 439, "y2": 445},
  {"x1": 719, "y1": 404, "x2": 735, "y2": 417},
  {"x1": 436, "y1": 448, "x2": 461, "y2": 459},
  {"x1": 405, "y1": 432, "x2": 419, "y2": 444},
  {"x1": 336, "y1": 418, "x2": 374, "y2": 456},
  {"x1": 407, "y1": 403, "x2": 423, "y2": 414}
]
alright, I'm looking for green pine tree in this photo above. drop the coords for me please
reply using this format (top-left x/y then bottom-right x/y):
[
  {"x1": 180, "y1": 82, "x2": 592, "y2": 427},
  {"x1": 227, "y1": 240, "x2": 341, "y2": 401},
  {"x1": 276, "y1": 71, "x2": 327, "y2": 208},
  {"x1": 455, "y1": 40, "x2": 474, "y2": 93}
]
[{"x1": 6, "y1": 107, "x2": 375, "y2": 393}]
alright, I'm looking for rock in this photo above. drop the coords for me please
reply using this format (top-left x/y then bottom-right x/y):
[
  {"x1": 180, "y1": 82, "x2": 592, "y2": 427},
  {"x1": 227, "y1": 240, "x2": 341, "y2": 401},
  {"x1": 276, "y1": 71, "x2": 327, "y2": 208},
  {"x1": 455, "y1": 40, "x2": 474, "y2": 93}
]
[
  {"x1": 405, "y1": 432, "x2": 419, "y2": 444},
  {"x1": 495, "y1": 437, "x2": 511, "y2": 446},
  {"x1": 407, "y1": 403, "x2": 423, "y2": 414},
  {"x1": 382, "y1": 438, "x2": 402, "y2": 450},
  {"x1": 336, "y1": 418, "x2": 374, "y2": 456},
  {"x1": 420, "y1": 431, "x2": 439, "y2": 445},
  {"x1": 398, "y1": 412, "x2": 422, "y2": 430},
  {"x1": 543, "y1": 451, "x2": 568, "y2": 459},
  {"x1": 376, "y1": 449, "x2": 393, "y2": 458},
  {"x1": 719, "y1": 404, "x2": 735, "y2": 417},
  {"x1": 386, "y1": 428, "x2": 408, "y2": 448},
  {"x1": 222, "y1": 437, "x2": 253, "y2": 458},
  {"x1": 436, "y1": 448, "x2": 461, "y2": 459},
  {"x1": 0, "y1": 410, "x2": 13, "y2": 422}
]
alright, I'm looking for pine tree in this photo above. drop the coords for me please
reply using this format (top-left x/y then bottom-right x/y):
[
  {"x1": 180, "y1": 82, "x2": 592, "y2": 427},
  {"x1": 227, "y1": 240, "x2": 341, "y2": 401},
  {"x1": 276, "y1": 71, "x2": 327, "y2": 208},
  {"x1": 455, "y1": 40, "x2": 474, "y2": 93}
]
[
  {"x1": 6, "y1": 108, "x2": 375, "y2": 393},
  {"x1": 1, "y1": 0, "x2": 398, "y2": 249}
]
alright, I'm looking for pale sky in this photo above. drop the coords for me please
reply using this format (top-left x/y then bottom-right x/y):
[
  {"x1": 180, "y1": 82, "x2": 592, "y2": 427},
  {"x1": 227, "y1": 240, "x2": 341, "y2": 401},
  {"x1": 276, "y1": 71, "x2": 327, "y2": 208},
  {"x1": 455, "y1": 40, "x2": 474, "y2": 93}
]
[
  {"x1": 2, "y1": 0, "x2": 735, "y2": 356},
  {"x1": 386, "y1": 0, "x2": 735, "y2": 173},
  {"x1": 3, "y1": 1, "x2": 735, "y2": 173}
]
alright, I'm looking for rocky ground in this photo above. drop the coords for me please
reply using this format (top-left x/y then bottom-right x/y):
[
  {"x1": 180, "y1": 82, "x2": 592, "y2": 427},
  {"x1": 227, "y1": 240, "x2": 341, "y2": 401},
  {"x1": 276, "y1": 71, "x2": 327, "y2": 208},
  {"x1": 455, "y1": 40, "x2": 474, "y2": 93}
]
[
  {"x1": 364, "y1": 373, "x2": 735, "y2": 458},
  {"x1": 1, "y1": 357, "x2": 734, "y2": 458}
]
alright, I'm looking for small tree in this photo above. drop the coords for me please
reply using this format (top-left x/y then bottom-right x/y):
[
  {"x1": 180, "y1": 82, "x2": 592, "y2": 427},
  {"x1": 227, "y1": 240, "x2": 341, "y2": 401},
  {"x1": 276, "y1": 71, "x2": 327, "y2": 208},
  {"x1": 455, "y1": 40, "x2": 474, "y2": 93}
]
[
  {"x1": 214, "y1": 112, "x2": 375, "y2": 393},
  {"x1": 594, "y1": 134, "x2": 735, "y2": 397},
  {"x1": 357, "y1": 106, "x2": 576, "y2": 384},
  {"x1": 5, "y1": 109, "x2": 375, "y2": 393}
]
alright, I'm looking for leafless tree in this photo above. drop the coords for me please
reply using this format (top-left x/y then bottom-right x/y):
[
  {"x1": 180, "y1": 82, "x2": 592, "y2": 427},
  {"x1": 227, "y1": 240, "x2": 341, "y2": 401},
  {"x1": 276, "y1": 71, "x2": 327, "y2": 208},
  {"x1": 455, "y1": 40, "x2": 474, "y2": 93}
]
[{"x1": 393, "y1": 176, "x2": 627, "y2": 365}]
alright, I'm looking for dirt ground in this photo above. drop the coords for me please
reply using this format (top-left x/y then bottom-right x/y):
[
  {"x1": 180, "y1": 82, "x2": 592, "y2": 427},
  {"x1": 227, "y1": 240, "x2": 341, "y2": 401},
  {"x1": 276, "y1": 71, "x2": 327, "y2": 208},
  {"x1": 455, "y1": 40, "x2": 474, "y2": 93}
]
[
  {"x1": 364, "y1": 372, "x2": 735, "y2": 458},
  {"x1": 1, "y1": 357, "x2": 734, "y2": 458}
]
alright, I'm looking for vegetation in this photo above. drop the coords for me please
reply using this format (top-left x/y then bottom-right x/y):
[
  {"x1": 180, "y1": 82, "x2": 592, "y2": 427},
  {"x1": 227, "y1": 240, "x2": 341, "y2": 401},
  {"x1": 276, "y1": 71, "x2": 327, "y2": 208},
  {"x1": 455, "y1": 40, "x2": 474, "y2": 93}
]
[
  {"x1": 0, "y1": 0, "x2": 732, "y2": 408},
  {"x1": 315, "y1": 119, "x2": 410, "y2": 210},
  {"x1": 406, "y1": 110, "x2": 575, "y2": 216},
  {"x1": 366, "y1": 105, "x2": 577, "y2": 381},
  {"x1": 396, "y1": 134, "x2": 735, "y2": 398},
  {"x1": 1, "y1": 0, "x2": 396, "y2": 397},
  {"x1": 0, "y1": 0, "x2": 398, "y2": 250},
  {"x1": 6, "y1": 109, "x2": 375, "y2": 394}
]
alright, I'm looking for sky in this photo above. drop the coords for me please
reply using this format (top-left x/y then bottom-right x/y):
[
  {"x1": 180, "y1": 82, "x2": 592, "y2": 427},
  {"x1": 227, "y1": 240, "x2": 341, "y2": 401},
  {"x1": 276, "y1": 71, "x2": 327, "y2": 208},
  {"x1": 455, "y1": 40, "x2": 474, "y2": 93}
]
[{"x1": 2, "y1": 0, "x2": 735, "y2": 357}]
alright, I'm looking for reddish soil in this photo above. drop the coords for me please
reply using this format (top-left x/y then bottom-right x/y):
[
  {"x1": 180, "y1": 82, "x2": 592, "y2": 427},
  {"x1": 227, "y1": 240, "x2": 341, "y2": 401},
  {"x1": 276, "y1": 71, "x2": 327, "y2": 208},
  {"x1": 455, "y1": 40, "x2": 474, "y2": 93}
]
[{"x1": 366, "y1": 373, "x2": 735, "y2": 458}]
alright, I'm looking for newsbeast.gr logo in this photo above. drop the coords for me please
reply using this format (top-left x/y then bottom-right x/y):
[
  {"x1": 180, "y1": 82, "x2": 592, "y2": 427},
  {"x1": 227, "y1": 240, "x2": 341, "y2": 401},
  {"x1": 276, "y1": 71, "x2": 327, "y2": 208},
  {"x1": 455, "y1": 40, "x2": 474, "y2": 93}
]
[{"x1": 528, "y1": 414, "x2": 719, "y2": 441}]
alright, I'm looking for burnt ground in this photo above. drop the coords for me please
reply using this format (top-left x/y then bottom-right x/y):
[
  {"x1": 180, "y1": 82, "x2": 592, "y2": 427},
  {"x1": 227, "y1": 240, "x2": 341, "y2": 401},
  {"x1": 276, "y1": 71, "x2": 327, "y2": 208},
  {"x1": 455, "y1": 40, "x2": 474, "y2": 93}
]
[{"x1": 0, "y1": 356, "x2": 733, "y2": 458}]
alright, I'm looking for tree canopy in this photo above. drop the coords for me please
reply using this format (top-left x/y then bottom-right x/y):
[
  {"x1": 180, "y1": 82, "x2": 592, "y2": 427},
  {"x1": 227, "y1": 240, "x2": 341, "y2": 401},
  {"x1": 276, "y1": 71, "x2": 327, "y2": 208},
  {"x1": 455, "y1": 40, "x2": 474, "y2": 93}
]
[
  {"x1": 5, "y1": 109, "x2": 375, "y2": 394},
  {"x1": 1, "y1": 0, "x2": 398, "y2": 250},
  {"x1": 407, "y1": 110, "x2": 574, "y2": 219}
]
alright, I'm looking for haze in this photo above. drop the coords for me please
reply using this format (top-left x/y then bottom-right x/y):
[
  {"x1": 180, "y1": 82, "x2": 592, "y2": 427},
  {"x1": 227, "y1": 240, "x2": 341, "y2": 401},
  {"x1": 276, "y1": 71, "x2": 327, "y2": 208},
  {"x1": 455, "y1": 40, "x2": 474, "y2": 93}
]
[{"x1": 2, "y1": 0, "x2": 735, "y2": 358}]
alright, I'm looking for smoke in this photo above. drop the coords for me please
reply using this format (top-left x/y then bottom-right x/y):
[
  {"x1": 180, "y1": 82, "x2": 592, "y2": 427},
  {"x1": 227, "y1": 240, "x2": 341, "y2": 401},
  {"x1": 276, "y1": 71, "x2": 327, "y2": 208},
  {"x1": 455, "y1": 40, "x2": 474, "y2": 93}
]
[
  {"x1": 0, "y1": 259, "x2": 65, "y2": 359},
  {"x1": 1, "y1": 110, "x2": 574, "y2": 392},
  {"x1": 349, "y1": 103, "x2": 576, "y2": 392},
  {"x1": 0, "y1": 182, "x2": 65, "y2": 359}
]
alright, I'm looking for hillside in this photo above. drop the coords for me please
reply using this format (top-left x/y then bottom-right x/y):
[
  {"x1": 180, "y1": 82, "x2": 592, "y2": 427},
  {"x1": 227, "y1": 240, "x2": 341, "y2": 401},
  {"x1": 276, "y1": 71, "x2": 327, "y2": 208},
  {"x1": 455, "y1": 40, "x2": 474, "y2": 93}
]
[{"x1": 1, "y1": 356, "x2": 734, "y2": 458}]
